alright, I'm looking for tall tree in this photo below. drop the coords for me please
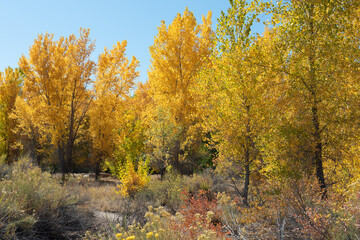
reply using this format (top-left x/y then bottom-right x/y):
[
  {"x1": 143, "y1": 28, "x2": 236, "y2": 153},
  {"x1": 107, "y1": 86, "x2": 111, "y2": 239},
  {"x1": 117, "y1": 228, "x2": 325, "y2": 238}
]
[
  {"x1": 0, "y1": 67, "x2": 22, "y2": 162},
  {"x1": 89, "y1": 40, "x2": 139, "y2": 180},
  {"x1": 146, "y1": 8, "x2": 213, "y2": 173},
  {"x1": 195, "y1": 0, "x2": 277, "y2": 205},
  {"x1": 14, "y1": 28, "x2": 95, "y2": 179},
  {"x1": 106, "y1": 82, "x2": 150, "y2": 177},
  {"x1": 265, "y1": 0, "x2": 360, "y2": 194}
]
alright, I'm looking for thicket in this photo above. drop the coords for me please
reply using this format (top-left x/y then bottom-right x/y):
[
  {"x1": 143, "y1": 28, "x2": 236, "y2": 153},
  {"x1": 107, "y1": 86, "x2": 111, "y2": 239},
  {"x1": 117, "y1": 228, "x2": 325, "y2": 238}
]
[{"x1": 85, "y1": 170, "x2": 360, "y2": 240}]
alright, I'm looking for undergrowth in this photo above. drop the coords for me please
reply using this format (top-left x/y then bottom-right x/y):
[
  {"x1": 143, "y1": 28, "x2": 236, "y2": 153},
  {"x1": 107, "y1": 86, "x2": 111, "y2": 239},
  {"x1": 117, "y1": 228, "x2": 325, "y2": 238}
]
[{"x1": 0, "y1": 156, "x2": 93, "y2": 239}]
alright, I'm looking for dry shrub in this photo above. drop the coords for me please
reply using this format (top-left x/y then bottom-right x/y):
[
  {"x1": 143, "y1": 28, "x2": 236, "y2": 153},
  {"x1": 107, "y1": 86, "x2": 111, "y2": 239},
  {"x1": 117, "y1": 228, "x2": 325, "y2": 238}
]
[
  {"x1": 0, "y1": 157, "x2": 92, "y2": 239},
  {"x1": 85, "y1": 169, "x2": 360, "y2": 239},
  {"x1": 140, "y1": 168, "x2": 215, "y2": 213},
  {"x1": 85, "y1": 205, "x2": 226, "y2": 240},
  {"x1": 172, "y1": 190, "x2": 225, "y2": 239},
  {"x1": 85, "y1": 169, "x2": 240, "y2": 239},
  {"x1": 215, "y1": 175, "x2": 343, "y2": 240},
  {"x1": 235, "y1": 176, "x2": 344, "y2": 240},
  {"x1": 330, "y1": 180, "x2": 360, "y2": 240}
]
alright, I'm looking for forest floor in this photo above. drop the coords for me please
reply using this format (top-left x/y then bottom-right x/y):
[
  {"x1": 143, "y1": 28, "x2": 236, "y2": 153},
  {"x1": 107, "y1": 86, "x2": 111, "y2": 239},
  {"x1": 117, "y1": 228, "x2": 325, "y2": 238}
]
[
  {"x1": 63, "y1": 172, "x2": 168, "y2": 237},
  {"x1": 61, "y1": 170, "x2": 233, "y2": 239},
  {"x1": 0, "y1": 160, "x2": 237, "y2": 240}
]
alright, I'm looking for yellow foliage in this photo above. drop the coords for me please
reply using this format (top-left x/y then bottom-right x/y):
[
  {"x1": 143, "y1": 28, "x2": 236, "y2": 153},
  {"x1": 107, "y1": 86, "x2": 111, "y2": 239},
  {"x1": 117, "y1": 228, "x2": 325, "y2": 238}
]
[
  {"x1": 0, "y1": 67, "x2": 22, "y2": 161},
  {"x1": 14, "y1": 28, "x2": 95, "y2": 172},
  {"x1": 90, "y1": 40, "x2": 139, "y2": 159},
  {"x1": 145, "y1": 8, "x2": 213, "y2": 173},
  {"x1": 117, "y1": 160, "x2": 150, "y2": 197},
  {"x1": 148, "y1": 8, "x2": 212, "y2": 127}
]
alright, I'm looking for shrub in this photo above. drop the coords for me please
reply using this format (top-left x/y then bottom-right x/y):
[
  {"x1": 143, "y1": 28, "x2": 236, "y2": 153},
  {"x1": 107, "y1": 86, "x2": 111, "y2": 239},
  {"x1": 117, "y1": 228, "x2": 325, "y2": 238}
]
[
  {"x1": 85, "y1": 205, "x2": 226, "y2": 240},
  {"x1": 139, "y1": 168, "x2": 215, "y2": 213},
  {"x1": 214, "y1": 176, "x2": 338, "y2": 239},
  {"x1": 328, "y1": 179, "x2": 360, "y2": 239},
  {"x1": 0, "y1": 191, "x2": 36, "y2": 238},
  {"x1": 84, "y1": 187, "x2": 230, "y2": 240},
  {"x1": 117, "y1": 160, "x2": 150, "y2": 198},
  {"x1": 174, "y1": 190, "x2": 224, "y2": 239},
  {"x1": 0, "y1": 156, "x2": 92, "y2": 239}
]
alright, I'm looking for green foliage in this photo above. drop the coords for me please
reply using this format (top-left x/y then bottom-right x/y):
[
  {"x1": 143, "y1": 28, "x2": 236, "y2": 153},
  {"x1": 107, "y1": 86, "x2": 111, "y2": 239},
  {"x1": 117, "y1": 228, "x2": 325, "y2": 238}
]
[
  {"x1": 260, "y1": 0, "x2": 360, "y2": 192},
  {"x1": 145, "y1": 107, "x2": 182, "y2": 175},
  {"x1": 107, "y1": 116, "x2": 146, "y2": 178}
]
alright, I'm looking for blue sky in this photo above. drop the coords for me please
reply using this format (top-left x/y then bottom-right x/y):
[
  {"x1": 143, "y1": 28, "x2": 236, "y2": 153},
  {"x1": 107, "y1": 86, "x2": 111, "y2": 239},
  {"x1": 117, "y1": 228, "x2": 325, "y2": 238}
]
[{"x1": 0, "y1": 0, "x2": 263, "y2": 84}]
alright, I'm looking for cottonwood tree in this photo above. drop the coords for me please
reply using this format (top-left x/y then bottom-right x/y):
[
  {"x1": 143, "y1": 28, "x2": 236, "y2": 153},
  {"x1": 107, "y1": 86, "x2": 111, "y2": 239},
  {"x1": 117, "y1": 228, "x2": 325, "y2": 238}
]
[
  {"x1": 0, "y1": 67, "x2": 22, "y2": 162},
  {"x1": 14, "y1": 29, "x2": 95, "y2": 180},
  {"x1": 147, "y1": 8, "x2": 213, "y2": 173},
  {"x1": 196, "y1": 0, "x2": 279, "y2": 205},
  {"x1": 89, "y1": 40, "x2": 139, "y2": 180},
  {"x1": 106, "y1": 82, "x2": 150, "y2": 177},
  {"x1": 264, "y1": 0, "x2": 360, "y2": 194}
]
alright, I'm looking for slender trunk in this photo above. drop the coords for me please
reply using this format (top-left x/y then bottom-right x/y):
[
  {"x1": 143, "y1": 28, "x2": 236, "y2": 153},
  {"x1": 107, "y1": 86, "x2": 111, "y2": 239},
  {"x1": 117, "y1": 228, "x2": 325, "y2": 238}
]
[
  {"x1": 30, "y1": 138, "x2": 36, "y2": 162},
  {"x1": 308, "y1": 4, "x2": 326, "y2": 197},
  {"x1": 29, "y1": 126, "x2": 40, "y2": 165},
  {"x1": 242, "y1": 104, "x2": 251, "y2": 206},
  {"x1": 65, "y1": 102, "x2": 75, "y2": 174},
  {"x1": 95, "y1": 157, "x2": 101, "y2": 181},
  {"x1": 279, "y1": 215, "x2": 286, "y2": 240},
  {"x1": 4, "y1": 136, "x2": 10, "y2": 163},
  {"x1": 312, "y1": 104, "x2": 326, "y2": 196},
  {"x1": 58, "y1": 143, "x2": 67, "y2": 183},
  {"x1": 4, "y1": 117, "x2": 11, "y2": 163},
  {"x1": 65, "y1": 138, "x2": 74, "y2": 175},
  {"x1": 174, "y1": 139, "x2": 181, "y2": 172},
  {"x1": 243, "y1": 156, "x2": 250, "y2": 206},
  {"x1": 160, "y1": 163, "x2": 166, "y2": 180}
]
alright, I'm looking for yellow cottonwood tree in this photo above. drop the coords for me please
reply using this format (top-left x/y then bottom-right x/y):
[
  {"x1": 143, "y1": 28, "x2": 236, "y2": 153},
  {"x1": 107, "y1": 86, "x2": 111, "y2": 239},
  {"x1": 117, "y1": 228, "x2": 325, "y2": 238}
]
[
  {"x1": 89, "y1": 40, "x2": 139, "y2": 179},
  {"x1": 264, "y1": 0, "x2": 360, "y2": 194},
  {"x1": 195, "y1": 0, "x2": 280, "y2": 205},
  {"x1": 14, "y1": 29, "x2": 95, "y2": 179},
  {"x1": 110, "y1": 83, "x2": 151, "y2": 194},
  {"x1": 107, "y1": 82, "x2": 150, "y2": 176},
  {"x1": 0, "y1": 67, "x2": 22, "y2": 162},
  {"x1": 147, "y1": 8, "x2": 213, "y2": 173}
]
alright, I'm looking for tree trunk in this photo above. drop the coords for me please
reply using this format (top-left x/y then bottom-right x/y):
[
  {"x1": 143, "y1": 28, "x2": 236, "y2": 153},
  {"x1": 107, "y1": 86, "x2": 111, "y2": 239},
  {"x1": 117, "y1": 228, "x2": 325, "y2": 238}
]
[
  {"x1": 58, "y1": 143, "x2": 67, "y2": 183},
  {"x1": 279, "y1": 215, "x2": 286, "y2": 240},
  {"x1": 4, "y1": 135, "x2": 10, "y2": 163},
  {"x1": 95, "y1": 158, "x2": 101, "y2": 181},
  {"x1": 243, "y1": 157, "x2": 250, "y2": 206},
  {"x1": 65, "y1": 138, "x2": 74, "y2": 176},
  {"x1": 308, "y1": 4, "x2": 326, "y2": 197},
  {"x1": 160, "y1": 166, "x2": 166, "y2": 180},
  {"x1": 65, "y1": 103, "x2": 75, "y2": 175},
  {"x1": 242, "y1": 104, "x2": 251, "y2": 206},
  {"x1": 174, "y1": 139, "x2": 181, "y2": 172},
  {"x1": 312, "y1": 104, "x2": 326, "y2": 196}
]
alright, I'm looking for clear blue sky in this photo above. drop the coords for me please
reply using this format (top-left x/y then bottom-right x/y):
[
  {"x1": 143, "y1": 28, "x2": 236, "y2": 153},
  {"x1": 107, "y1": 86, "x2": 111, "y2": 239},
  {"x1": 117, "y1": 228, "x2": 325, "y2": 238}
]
[{"x1": 0, "y1": 0, "x2": 263, "y2": 84}]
